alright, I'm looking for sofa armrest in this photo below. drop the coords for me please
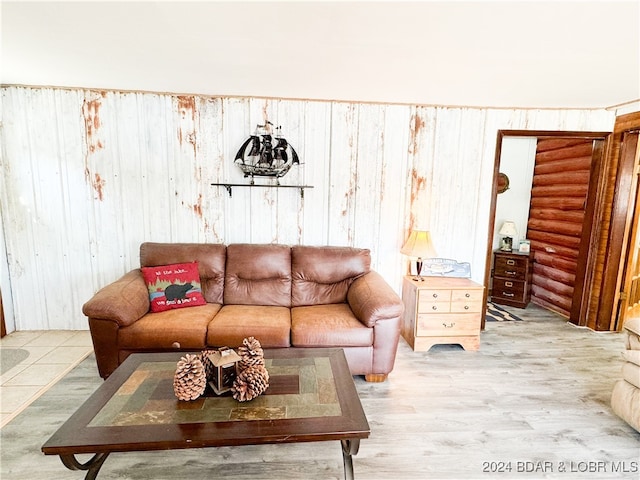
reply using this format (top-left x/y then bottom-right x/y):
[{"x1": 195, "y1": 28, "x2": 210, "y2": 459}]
[
  {"x1": 624, "y1": 317, "x2": 640, "y2": 351},
  {"x1": 347, "y1": 271, "x2": 404, "y2": 327},
  {"x1": 82, "y1": 269, "x2": 150, "y2": 328}
]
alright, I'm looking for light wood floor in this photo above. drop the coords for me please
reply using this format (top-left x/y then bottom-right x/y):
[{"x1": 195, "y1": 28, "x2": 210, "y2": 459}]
[{"x1": 1, "y1": 303, "x2": 639, "y2": 479}]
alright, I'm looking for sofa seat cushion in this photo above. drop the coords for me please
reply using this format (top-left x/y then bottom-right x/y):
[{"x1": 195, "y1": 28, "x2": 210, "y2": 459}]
[
  {"x1": 291, "y1": 304, "x2": 373, "y2": 347},
  {"x1": 207, "y1": 305, "x2": 291, "y2": 348},
  {"x1": 119, "y1": 303, "x2": 221, "y2": 350}
]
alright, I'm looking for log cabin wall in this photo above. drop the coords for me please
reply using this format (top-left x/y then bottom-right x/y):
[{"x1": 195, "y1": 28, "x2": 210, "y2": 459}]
[{"x1": 528, "y1": 138, "x2": 595, "y2": 317}]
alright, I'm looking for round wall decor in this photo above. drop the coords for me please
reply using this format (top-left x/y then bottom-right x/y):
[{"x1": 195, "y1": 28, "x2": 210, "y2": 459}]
[{"x1": 497, "y1": 172, "x2": 510, "y2": 194}]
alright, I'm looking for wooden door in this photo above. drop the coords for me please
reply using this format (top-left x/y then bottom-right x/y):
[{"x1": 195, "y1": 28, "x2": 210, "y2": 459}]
[{"x1": 615, "y1": 132, "x2": 640, "y2": 328}]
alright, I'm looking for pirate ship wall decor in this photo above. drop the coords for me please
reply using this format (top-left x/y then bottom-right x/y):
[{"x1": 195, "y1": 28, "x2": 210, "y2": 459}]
[
  {"x1": 234, "y1": 121, "x2": 299, "y2": 184},
  {"x1": 212, "y1": 121, "x2": 313, "y2": 198}
]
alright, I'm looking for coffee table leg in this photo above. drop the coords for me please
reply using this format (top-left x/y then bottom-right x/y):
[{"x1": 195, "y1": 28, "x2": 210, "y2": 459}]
[
  {"x1": 341, "y1": 439, "x2": 360, "y2": 480},
  {"x1": 60, "y1": 453, "x2": 110, "y2": 480}
]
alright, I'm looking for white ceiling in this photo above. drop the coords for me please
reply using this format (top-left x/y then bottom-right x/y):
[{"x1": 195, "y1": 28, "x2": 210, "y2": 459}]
[{"x1": 2, "y1": 1, "x2": 639, "y2": 109}]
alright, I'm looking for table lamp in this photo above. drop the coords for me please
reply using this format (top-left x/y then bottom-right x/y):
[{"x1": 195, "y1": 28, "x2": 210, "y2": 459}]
[
  {"x1": 499, "y1": 221, "x2": 518, "y2": 251},
  {"x1": 401, "y1": 230, "x2": 437, "y2": 281}
]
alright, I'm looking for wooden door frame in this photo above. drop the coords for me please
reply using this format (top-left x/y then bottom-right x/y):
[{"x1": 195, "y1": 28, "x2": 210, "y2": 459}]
[
  {"x1": 483, "y1": 130, "x2": 610, "y2": 330},
  {"x1": 616, "y1": 132, "x2": 640, "y2": 327},
  {"x1": 594, "y1": 112, "x2": 640, "y2": 330}
]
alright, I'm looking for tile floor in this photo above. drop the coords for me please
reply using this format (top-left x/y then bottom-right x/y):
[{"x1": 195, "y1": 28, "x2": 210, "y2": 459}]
[{"x1": 0, "y1": 330, "x2": 94, "y2": 427}]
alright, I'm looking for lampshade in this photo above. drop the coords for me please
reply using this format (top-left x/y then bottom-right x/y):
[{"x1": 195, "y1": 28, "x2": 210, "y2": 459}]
[
  {"x1": 499, "y1": 221, "x2": 518, "y2": 237},
  {"x1": 400, "y1": 230, "x2": 437, "y2": 258}
]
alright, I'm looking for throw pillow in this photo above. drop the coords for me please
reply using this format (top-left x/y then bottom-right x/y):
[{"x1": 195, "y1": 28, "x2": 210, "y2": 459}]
[{"x1": 141, "y1": 262, "x2": 207, "y2": 312}]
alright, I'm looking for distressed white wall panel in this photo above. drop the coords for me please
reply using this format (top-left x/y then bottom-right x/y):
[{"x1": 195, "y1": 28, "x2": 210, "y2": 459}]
[
  {"x1": 1, "y1": 88, "x2": 91, "y2": 329},
  {"x1": 272, "y1": 99, "x2": 306, "y2": 246},
  {"x1": 406, "y1": 107, "x2": 438, "y2": 233},
  {"x1": 83, "y1": 91, "x2": 132, "y2": 287},
  {"x1": 140, "y1": 94, "x2": 173, "y2": 244},
  {"x1": 196, "y1": 96, "x2": 225, "y2": 243},
  {"x1": 432, "y1": 108, "x2": 487, "y2": 267},
  {"x1": 0, "y1": 86, "x2": 617, "y2": 330},
  {"x1": 220, "y1": 97, "x2": 252, "y2": 243},
  {"x1": 376, "y1": 104, "x2": 412, "y2": 285},
  {"x1": 327, "y1": 103, "x2": 359, "y2": 246},
  {"x1": 300, "y1": 101, "x2": 332, "y2": 245},
  {"x1": 173, "y1": 95, "x2": 206, "y2": 243},
  {"x1": 353, "y1": 103, "x2": 384, "y2": 254}
]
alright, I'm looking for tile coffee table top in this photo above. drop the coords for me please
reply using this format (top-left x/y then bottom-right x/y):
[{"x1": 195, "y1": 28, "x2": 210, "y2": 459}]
[{"x1": 89, "y1": 356, "x2": 342, "y2": 427}]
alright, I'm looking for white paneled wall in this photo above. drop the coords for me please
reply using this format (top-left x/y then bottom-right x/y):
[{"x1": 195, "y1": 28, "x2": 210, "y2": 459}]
[{"x1": 0, "y1": 86, "x2": 616, "y2": 330}]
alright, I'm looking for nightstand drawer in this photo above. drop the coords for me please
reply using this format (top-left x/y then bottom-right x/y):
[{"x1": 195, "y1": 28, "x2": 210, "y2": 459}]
[
  {"x1": 494, "y1": 257, "x2": 528, "y2": 277},
  {"x1": 492, "y1": 278, "x2": 526, "y2": 301},
  {"x1": 450, "y1": 300, "x2": 482, "y2": 313},
  {"x1": 451, "y1": 289, "x2": 483, "y2": 303},
  {"x1": 418, "y1": 301, "x2": 451, "y2": 313},
  {"x1": 417, "y1": 313, "x2": 481, "y2": 336},
  {"x1": 418, "y1": 289, "x2": 451, "y2": 303}
]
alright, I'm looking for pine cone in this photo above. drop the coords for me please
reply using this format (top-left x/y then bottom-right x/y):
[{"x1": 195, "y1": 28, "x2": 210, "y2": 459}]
[
  {"x1": 232, "y1": 364, "x2": 270, "y2": 402},
  {"x1": 237, "y1": 337, "x2": 265, "y2": 371},
  {"x1": 173, "y1": 353, "x2": 207, "y2": 401}
]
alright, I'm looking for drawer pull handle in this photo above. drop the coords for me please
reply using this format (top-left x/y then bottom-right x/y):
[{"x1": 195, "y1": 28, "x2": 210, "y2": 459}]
[
  {"x1": 505, "y1": 281, "x2": 513, "y2": 287},
  {"x1": 464, "y1": 305, "x2": 469, "y2": 310},
  {"x1": 506, "y1": 271, "x2": 517, "y2": 276},
  {"x1": 442, "y1": 322, "x2": 455, "y2": 328},
  {"x1": 432, "y1": 306, "x2": 438, "y2": 311},
  {"x1": 506, "y1": 259, "x2": 516, "y2": 266},
  {"x1": 465, "y1": 293, "x2": 470, "y2": 298},
  {"x1": 432, "y1": 293, "x2": 438, "y2": 298},
  {"x1": 502, "y1": 292, "x2": 515, "y2": 297}
]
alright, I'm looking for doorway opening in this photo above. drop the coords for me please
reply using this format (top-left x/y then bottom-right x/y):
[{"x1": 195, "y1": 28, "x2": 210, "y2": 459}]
[{"x1": 484, "y1": 130, "x2": 609, "y2": 328}]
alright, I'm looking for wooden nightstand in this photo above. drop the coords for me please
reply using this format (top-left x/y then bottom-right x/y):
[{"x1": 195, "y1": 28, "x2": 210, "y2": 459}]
[
  {"x1": 491, "y1": 250, "x2": 533, "y2": 308},
  {"x1": 401, "y1": 276, "x2": 484, "y2": 351}
]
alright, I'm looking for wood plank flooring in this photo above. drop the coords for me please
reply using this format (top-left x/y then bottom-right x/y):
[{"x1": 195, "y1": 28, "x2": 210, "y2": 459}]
[{"x1": 1, "y1": 303, "x2": 638, "y2": 479}]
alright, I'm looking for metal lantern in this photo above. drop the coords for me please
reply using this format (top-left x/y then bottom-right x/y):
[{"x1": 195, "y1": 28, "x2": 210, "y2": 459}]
[
  {"x1": 234, "y1": 121, "x2": 299, "y2": 184},
  {"x1": 205, "y1": 347, "x2": 241, "y2": 395}
]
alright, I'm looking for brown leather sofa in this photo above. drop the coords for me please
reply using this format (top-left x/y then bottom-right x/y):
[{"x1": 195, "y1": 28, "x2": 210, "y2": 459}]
[{"x1": 83, "y1": 242, "x2": 404, "y2": 382}]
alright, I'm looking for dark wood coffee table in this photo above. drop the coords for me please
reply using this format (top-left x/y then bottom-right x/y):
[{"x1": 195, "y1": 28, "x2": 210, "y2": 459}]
[{"x1": 42, "y1": 348, "x2": 370, "y2": 480}]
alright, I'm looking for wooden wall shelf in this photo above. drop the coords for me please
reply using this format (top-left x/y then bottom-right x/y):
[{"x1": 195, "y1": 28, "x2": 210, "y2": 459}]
[{"x1": 211, "y1": 183, "x2": 313, "y2": 198}]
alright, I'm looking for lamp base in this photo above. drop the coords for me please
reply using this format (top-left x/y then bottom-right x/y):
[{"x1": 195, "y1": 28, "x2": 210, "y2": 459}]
[
  {"x1": 412, "y1": 258, "x2": 425, "y2": 281},
  {"x1": 500, "y1": 236, "x2": 513, "y2": 252}
]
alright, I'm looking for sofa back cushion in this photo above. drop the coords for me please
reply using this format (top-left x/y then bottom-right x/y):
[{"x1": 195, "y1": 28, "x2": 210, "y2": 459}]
[
  {"x1": 224, "y1": 244, "x2": 292, "y2": 307},
  {"x1": 140, "y1": 243, "x2": 226, "y2": 304},
  {"x1": 292, "y1": 246, "x2": 370, "y2": 307}
]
